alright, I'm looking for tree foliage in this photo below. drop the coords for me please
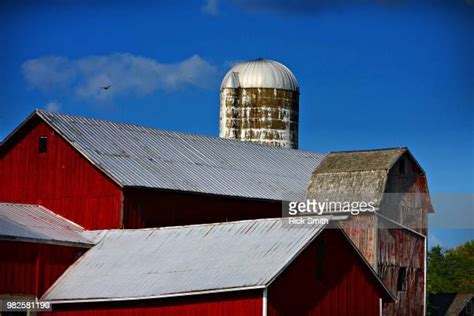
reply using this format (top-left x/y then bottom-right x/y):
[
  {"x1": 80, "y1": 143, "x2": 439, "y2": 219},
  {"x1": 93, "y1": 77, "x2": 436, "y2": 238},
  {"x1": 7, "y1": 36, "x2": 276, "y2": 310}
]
[{"x1": 427, "y1": 240, "x2": 474, "y2": 294}]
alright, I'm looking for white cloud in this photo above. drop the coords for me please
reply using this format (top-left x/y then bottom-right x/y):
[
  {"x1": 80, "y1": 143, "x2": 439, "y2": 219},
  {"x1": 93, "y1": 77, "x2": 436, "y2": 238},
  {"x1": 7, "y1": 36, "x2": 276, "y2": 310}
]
[
  {"x1": 202, "y1": 0, "x2": 219, "y2": 15},
  {"x1": 22, "y1": 53, "x2": 218, "y2": 101},
  {"x1": 45, "y1": 101, "x2": 61, "y2": 112},
  {"x1": 22, "y1": 56, "x2": 76, "y2": 92}
]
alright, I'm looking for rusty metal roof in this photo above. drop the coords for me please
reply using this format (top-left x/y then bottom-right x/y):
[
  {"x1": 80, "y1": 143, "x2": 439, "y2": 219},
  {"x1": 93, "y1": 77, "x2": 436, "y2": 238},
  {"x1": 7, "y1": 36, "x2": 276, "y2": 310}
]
[
  {"x1": 42, "y1": 217, "x2": 329, "y2": 303},
  {"x1": 30, "y1": 110, "x2": 324, "y2": 201},
  {"x1": 0, "y1": 203, "x2": 92, "y2": 247}
]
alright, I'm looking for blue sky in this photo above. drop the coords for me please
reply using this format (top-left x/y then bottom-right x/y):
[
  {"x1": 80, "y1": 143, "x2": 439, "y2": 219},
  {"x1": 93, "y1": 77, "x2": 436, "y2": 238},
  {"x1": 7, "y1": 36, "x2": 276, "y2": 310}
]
[{"x1": 1, "y1": 0, "x2": 473, "y2": 248}]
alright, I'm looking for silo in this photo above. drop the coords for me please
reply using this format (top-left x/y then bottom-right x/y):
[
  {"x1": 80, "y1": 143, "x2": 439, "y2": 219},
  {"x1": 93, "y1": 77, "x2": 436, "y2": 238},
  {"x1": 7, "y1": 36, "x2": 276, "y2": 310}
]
[{"x1": 219, "y1": 59, "x2": 300, "y2": 149}]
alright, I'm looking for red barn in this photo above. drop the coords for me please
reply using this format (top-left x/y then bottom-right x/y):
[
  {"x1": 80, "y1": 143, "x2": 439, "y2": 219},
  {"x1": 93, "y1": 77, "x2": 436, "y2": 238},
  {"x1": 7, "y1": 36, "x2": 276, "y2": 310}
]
[
  {"x1": 0, "y1": 110, "x2": 323, "y2": 230},
  {"x1": 0, "y1": 110, "x2": 433, "y2": 315},
  {"x1": 0, "y1": 203, "x2": 92, "y2": 298},
  {"x1": 41, "y1": 218, "x2": 394, "y2": 316}
]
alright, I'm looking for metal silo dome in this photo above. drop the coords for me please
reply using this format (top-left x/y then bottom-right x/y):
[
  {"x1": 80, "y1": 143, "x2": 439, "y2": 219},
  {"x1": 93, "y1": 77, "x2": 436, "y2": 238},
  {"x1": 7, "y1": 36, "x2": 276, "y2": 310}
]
[{"x1": 220, "y1": 59, "x2": 299, "y2": 92}]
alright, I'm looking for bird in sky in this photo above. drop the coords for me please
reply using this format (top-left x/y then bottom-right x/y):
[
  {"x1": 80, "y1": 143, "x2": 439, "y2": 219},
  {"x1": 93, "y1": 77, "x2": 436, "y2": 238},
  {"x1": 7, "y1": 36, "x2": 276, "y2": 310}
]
[{"x1": 101, "y1": 85, "x2": 111, "y2": 90}]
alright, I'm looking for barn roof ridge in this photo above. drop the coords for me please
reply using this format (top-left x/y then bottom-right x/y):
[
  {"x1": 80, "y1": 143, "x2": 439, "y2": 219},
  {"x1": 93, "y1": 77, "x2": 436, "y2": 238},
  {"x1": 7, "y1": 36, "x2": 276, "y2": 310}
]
[
  {"x1": 34, "y1": 109, "x2": 316, "y2": 153},
  {"x1": 329, "y1": 147, "x2": 407, "y2": 154},
  {"x1": 312, "y1": 148, "x2": 409, "y2": 174},
  {"x1": 84, "y1": 216, "x2": 299, "y2": 234}
]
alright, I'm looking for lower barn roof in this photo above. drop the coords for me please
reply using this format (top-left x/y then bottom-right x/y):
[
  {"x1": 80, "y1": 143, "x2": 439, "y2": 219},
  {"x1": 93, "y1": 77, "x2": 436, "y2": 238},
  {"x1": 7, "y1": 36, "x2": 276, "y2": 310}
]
[
  {"x1": 43, "y1": 217, "x2": 329, "y2": 303},
  {"x1": 0, "y1": 203, "x2": 92, "y2": 247}
]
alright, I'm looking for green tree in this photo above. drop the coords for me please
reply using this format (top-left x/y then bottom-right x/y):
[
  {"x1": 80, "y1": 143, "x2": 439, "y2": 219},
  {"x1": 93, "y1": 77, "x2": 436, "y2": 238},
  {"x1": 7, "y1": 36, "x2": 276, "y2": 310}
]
[{"x1": 427, "y1": 240, "x2": 474, "y2": 294}]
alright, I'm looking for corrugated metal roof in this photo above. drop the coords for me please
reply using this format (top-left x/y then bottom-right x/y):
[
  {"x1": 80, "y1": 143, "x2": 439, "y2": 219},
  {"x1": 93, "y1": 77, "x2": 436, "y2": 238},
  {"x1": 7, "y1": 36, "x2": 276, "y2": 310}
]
[
  {"x1": 34, "y1": 110, "x2": 324, "y2": 201},
  {"x1": 221, "y1": 59, "x2": 299, "y2": 91},
  {"x1": 43, "y1": 217, "x2": 328, "y2": 303},
  {"x1": 0, "y1": 203, "x2": 92, "y2": 247}
]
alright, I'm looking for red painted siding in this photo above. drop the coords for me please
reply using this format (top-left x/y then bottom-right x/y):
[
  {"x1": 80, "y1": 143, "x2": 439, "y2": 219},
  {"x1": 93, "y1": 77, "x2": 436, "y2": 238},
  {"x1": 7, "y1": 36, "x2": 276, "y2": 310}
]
[
  {"x1": 268, "y1": 230, "x2": 388, "y2": 316},
  {"x1": 43, "y1": 290, "x2": 262, "y2": 316},
  {"x1": 0, "y1": 117, "x2": 122, "y2": 229},
  {"x1": 0, "y1": 241, "x2": 86, "y2": 297},
  {"x1": 123, "y1": 188, "x2": 281, "y2": 228}
]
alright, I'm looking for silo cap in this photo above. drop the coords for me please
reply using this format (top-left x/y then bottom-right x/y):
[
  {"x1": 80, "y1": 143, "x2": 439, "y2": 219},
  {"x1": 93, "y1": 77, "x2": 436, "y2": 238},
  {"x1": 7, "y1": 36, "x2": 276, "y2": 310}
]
[{"x1": 221, "y1": 59, "x2": 299, "y2": 92}]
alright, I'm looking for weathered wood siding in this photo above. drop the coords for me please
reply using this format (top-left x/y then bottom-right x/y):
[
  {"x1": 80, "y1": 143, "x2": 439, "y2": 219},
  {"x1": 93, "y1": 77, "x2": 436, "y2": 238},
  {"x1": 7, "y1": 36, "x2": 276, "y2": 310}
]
[
  {"x1": 379, "y1": 153, "x2": 429, "y2": 315},
  {"x1": 378, "y1": 225, "x2": 425, "y2": 316},
  {"x1": 338, "y1": 214, "x2": 378, "y2": 268},
  {"x1": 381, "y1": 153, "x2": 431, "y2": 234}
]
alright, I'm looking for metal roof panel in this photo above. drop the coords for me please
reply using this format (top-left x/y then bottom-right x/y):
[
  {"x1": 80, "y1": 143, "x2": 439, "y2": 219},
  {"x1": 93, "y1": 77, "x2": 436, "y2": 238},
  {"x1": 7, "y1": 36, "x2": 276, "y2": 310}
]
[
  {"x1": 43, "y1": 217, "x2": 328, "y2": 302},
  {"x1": 36, "y1": 110, "x2": 324, "y2": 201},
  {"x1": 0, "y1": 203, "x2": 92, "y2": 247}
]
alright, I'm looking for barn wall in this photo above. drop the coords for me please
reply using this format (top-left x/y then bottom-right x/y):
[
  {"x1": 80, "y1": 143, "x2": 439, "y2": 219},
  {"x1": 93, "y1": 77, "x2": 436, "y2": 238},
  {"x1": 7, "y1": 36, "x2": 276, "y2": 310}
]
[
  {"x1": 268, "y1": 230, "x2": 388, "y2": 316},
  {"x1": 340, "y1": 216, "x2": 426, "y2": 316},
  {"x1": 0, "y1": 118, "x2": 123, "y2": 229},
  {"x1": 338, "y1": 214, "x2": 378, "y2": 268},
  {"x1": 43, "y1": 290, "x2": 262, "y2": 316},
  {"x1": 0, "y1": 240, "x2": 86, "y2": 298},
  {"x1": 123, "y1": 188, "x2": 281, "y2": 228},
  {"x1": 379, "y1": 154, "x2": 429, "y2": 316},
  {"x1": 377, "y1": 224, "x2": 425, "y2": 316},
  {"x1": 382, "y1": 153, "x2": 431, "y2": 235}
]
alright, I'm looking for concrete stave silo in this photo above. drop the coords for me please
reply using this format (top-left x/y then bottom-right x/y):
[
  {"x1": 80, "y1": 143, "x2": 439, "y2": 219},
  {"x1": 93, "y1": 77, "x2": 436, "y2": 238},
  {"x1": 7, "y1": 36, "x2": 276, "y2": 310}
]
[{"x1": 219, "y1": 59, "x2": 300, "y2": 149}]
